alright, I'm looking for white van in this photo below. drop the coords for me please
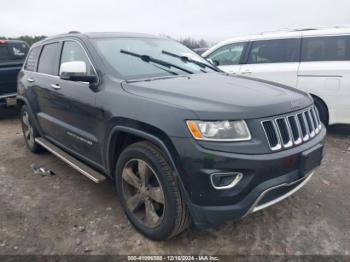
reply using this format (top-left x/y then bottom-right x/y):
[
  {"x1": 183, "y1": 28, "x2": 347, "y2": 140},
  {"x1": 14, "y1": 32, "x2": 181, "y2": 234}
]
[{"x1": 203, "y1": 27, "x2": 350, "y2": 125}]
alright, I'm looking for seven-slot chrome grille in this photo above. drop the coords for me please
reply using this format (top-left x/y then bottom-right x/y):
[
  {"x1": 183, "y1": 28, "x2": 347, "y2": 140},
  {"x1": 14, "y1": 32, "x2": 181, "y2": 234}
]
[{"x1": 262, "y1": 106, "x2": 322, "y2": 151}]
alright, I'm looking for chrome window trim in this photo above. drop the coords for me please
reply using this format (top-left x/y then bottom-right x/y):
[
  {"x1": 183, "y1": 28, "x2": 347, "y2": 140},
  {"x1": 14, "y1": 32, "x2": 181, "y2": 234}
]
[{"x1": 24, "y1": 38, "x2": 100, "y2": 85}]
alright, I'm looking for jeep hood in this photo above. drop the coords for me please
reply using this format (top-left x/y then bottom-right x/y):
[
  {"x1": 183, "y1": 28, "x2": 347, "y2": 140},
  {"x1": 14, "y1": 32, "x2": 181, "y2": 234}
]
[{"x1": 121, "y1": 73, "x2": 313, "y2": 120}]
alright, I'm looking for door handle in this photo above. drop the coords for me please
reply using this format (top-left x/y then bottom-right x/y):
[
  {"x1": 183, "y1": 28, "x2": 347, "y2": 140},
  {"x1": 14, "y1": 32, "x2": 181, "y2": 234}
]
[
  {"x1": 27, "y1": 78, "x2": 35, "y2": 83},
  {"x1": 50, "y1": 84, "x2": 61, "y2": 90}
]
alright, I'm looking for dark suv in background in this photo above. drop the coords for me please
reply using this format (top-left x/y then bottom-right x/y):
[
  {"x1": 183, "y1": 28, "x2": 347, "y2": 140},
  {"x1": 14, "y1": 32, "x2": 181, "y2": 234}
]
[
  {"x1": 0, "y1": 39, "x2": 29, "y2": 109},
  {"x1": 17, "y1": 32, "x2": 326, "y2": 240}
]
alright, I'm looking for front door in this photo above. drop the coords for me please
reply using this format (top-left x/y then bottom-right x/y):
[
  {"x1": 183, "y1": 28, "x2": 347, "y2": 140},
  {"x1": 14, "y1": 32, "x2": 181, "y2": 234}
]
[
  {"x1": 33, "y1": 40, "x2": 103, "y2": 164},
  {"x1": 238, "y1": 38, "x2": 301, "y2": 88},
  {"x1": 205, "y1": 42, "x2": 247, "y2": 74}
]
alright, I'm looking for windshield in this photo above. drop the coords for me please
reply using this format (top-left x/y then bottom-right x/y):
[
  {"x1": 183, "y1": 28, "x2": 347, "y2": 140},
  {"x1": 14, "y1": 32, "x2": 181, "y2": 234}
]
[{"x1": 93, "y1": 37, "x2": 216, "y2": 80}]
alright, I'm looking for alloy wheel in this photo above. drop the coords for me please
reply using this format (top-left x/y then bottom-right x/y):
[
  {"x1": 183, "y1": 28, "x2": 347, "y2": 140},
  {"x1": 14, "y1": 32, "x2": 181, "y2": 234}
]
[
  {"x1": 22, "y1": 111, "x2": 35, "y2": 147},
  {"x1": 121, "y1": 159, "x2": 165, "y2": 228}
]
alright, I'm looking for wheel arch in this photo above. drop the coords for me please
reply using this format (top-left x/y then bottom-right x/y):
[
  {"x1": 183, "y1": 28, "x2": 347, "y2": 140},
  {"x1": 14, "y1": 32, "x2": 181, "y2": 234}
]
[
  {"x1": 16, "y1": 95, "x2": 44, "y2": 135},
  {"x1": 105, "y1": 118, "x2": 190, "y2": 203},
  {"x1": 310, "y1": 93, "x2": 329, "y2": 124}
]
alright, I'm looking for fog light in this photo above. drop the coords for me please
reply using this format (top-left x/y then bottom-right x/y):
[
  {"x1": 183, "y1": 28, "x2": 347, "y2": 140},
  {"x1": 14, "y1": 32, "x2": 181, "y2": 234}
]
[{"x1": 210, "y1": 172, "x2": 243, "y2": 190}]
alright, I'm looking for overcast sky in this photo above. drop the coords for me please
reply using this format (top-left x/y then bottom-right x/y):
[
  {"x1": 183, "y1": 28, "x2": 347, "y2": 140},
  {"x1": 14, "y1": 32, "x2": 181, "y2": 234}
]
[{"x1": 1, "y1": 0, "x2": 350, "y2": 42}]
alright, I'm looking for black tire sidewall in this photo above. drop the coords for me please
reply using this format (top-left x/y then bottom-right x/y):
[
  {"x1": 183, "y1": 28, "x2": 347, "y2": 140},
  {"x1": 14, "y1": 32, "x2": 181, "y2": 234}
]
[
  {"x1": 116, "y1": 144, "x2": 179, "y2": 240},
  {"x1": 314, "y1": 98, "x2": 328, "y2": 126},
  {"x1": 20, "y1": 105, "x2": 41, "y2": 153}
]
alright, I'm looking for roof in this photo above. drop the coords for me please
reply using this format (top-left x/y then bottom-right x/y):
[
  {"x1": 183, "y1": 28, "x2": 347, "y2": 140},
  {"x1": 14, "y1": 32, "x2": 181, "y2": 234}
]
[
  {"x1": 203, "y1": 26, "x2": 350, "y2": 57},
  {"x1": 32, "y1": 31, "x2": 162, "y2": 47}
]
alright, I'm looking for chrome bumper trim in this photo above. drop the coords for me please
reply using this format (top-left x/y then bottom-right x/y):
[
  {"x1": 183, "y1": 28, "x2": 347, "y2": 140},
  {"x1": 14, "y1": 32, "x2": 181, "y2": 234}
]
[
  {"x1": 0, "y1": 93, "x2": 17, "y2": 100},
  {"x1": 245, "y1": 172, "x2": 314, "y2": 216}
]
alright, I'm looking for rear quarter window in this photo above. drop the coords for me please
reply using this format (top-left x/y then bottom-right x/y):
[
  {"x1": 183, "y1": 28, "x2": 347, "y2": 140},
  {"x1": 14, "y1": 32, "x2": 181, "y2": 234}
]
[
  {"x1": 301, "y1": 35, "x2": 350, "y2": 62},
  {"x1": 24, "y1": 46, "x2": 41, "y2": 71}
]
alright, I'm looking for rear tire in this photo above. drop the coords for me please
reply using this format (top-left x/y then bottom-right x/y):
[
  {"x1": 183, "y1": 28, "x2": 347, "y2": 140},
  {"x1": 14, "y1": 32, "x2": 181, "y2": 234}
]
[
  {"x1": 314, "y1": 97, "x2": 328, "y2": 126},
  {"x1": 20, "y1": 105, "x2": 43, "y2": 153},
  {"x1": 116, "y1": 141, "x2": 190, "y2": 240}
]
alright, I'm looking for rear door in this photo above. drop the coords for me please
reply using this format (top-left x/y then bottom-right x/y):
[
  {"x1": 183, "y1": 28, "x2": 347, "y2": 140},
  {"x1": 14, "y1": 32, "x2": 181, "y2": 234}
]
[
  {"x1": 239, "y1": 38, "x2": 301, "y2": 88},
  {"x1": 31, "y1": 41, "x2": 62, "y2": 139},
  {"x1": 298, "y1": 34, "x2": 350, "y2": 124},
  {"x1": 205, "y1": 42, "x2": 248, "y2": 74}
]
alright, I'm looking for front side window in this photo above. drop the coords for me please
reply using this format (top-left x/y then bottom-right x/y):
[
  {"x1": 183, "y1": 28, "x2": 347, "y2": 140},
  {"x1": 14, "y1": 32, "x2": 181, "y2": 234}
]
[
  {"x1": 248, "y1": 38, "x2": 300, "y2": 64},
  {"x1": 301, "y1": 35, "x2": 350, "y2": 62},
  {"x1": 93, "y1": 37, "x2": 215, "y2": 80},
  {"x1": 37, "y1": 43, "x2": 59, "y2": 75},
  {"x1": 60, "y1": 41, "x2": 95, "y2": 75},
  {"x1": 207, "y1": 43, "x2": 246, "y2": 66}
]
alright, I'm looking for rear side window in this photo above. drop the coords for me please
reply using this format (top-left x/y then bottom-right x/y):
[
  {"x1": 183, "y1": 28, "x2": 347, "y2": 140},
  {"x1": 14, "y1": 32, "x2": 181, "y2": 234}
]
[
  {"x1": 37, "y1": 43, "x2": 59, "y2": 75},
  {"x1": 301, "y1": 35, "x2": 350, "y2": 62},
  {"x1": 247, "y1": 38, "x2": 300, "y2": 64},
  {"x1": 0, "y1": 46, "x2": 11, "y2": 61},
  {"x1": 24, "y1": 46, "x2": 41, "y2": 71},
  {"x1": 207, "y1": 42, "x2": 246, "y2": 66}
]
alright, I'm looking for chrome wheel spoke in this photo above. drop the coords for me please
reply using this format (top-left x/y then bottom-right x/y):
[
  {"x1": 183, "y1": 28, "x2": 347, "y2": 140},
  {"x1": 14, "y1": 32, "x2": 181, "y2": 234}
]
[
  {"x1": 145, "y1": 199, "x2": 160, "y2": 226},
  {"x1": 24, "y1": 129, "x2": 31, "y2": 139},
  {"x1": 138, "y1": 160, "x2": 151, "y2": 187},
  {"x1": 22, "y1": 113, "x2": 30, "y2": 127},
  {"x1": 127, "y1": 193, "x2": 143, "y2": 212},
  {"x1": 148, "y1": 186, "x2": 164, "y2": 204},
  {"x1": 122, "y1": 158, "x2": 165, "y2": 228},
  {"x1": 122, "y1": 167, "x2": 141, "y2": 189}
]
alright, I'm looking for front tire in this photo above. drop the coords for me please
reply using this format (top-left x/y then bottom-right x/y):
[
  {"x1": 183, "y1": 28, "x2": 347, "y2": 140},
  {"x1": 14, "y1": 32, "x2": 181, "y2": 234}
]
[
  {"x1": 20, "y1": 105, "x2": 43, "y2": 153},
  {"x1": 314, "y1": 97, "x2": 329, "y2": 126},
  {"x1": 116, "y1": 141, "x2": 190, "y2": 240}
]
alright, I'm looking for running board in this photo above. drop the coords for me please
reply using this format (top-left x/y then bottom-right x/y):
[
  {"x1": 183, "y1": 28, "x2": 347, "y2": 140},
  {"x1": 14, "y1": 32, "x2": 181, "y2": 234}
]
[{"x1": 35, "y1": 138, "x2": 106, "y2": 183}]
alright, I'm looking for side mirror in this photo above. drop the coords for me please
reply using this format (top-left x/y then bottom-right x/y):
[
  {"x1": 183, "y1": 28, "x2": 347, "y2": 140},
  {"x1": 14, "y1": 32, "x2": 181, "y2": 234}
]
[{"x1": 60, "y1": 61, "x2": 97, "y2": 83}]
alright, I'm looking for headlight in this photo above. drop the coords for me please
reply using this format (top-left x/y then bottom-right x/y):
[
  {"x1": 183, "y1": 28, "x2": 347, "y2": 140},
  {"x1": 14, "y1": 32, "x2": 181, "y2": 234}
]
[{"x1": 186, "y1": 120, "x2": 251, "y2": 141}]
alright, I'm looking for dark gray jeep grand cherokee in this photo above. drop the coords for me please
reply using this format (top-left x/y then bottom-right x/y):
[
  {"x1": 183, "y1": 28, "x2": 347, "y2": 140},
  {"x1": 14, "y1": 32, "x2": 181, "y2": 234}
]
[{"x1": 17, "y1": 32, "x2": 326, "y2": 240}]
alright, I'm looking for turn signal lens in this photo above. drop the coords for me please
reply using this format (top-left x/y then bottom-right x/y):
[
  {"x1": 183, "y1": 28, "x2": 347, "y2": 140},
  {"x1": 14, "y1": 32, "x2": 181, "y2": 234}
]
[{"x1": 187, "y1": 121, "x2": 204, "y2": 139}]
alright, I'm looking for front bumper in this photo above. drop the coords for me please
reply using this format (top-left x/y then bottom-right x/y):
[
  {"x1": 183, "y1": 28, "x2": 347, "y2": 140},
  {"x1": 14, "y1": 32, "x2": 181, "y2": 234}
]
[
  {"x1": 170, "y1": 127, "x2": 326, "y2": 227},
  {"x1": 0, "y1": 93, "x2": 17, "y2": 107}
]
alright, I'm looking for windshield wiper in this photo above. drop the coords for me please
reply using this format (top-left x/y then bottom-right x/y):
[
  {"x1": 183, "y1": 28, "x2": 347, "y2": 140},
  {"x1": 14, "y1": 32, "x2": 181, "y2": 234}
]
[
  {"x1": 120, "y1": 50, "x2": 193, "y2": 74},
  {"x1": 161, "y1": 50, "x2": 220, "y2": 72}
]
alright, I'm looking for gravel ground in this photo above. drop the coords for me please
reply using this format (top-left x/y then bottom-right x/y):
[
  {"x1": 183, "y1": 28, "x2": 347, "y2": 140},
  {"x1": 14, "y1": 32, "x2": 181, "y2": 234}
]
[{"x1": 0, "y1": 107, "x2": 349, "y2": 255}]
